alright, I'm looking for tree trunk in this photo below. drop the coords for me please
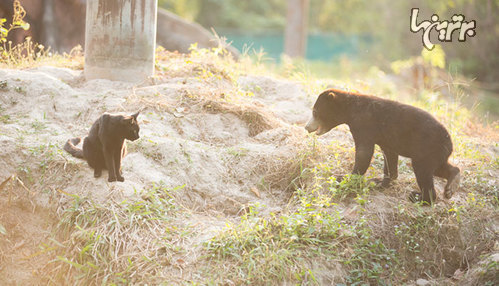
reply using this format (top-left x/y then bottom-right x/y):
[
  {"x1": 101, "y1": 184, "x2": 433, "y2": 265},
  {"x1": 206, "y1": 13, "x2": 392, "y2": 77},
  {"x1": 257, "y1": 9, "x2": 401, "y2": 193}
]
[{"x1": 284, "y1": 0, "x2": 309, "y2": 58}]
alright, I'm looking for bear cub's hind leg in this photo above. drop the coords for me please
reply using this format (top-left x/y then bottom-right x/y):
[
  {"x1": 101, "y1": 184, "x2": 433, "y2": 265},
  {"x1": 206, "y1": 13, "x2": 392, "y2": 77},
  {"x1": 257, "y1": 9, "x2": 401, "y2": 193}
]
[
  {"x1": 435, "y1": 162, "x2": 460, "y2": 199},
  {"x1": 410, "y1": 159, "x2": 437, "y2": 204}
]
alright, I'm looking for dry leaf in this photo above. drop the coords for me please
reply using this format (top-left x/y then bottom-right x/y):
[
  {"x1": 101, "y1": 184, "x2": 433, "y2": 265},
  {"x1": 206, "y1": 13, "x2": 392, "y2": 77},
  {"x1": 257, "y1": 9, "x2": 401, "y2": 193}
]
[{"x1": 250, "y1": 186, "x2": 260, "y2": 198}]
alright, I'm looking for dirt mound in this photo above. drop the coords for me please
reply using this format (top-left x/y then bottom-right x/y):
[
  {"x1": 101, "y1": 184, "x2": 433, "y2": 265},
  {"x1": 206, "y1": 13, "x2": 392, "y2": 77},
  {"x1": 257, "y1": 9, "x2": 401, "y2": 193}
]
[
  {"x1": 0, "y1": 65, "x2": 315, "y2": 283},
  {"x1": 0, "y1": 175, "x2": 60, "y2": 285},
  {"x1": 0, "y1": 62, "x2": 497, "y2": 284}
]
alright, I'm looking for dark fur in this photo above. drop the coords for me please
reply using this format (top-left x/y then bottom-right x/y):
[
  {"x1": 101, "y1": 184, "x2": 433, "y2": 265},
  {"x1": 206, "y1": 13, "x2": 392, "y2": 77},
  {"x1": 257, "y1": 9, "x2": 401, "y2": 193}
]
[
  {"x1": 64, "y1": 112, "x2": 140, "y2": 182},
  {"x1": 305, "y1": 89, "x2": 460, "y2": 204}
]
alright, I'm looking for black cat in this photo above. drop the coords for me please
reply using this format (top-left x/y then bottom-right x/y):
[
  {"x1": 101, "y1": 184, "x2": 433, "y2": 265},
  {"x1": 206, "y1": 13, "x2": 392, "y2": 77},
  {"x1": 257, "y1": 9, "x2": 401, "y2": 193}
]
[{"x1": 64, "y1": 112, "x2": 140, "y2": 182}]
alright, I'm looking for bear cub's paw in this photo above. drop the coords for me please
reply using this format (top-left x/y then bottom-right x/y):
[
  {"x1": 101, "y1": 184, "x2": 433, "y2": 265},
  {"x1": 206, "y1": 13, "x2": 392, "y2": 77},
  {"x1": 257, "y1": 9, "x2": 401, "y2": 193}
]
[
  {"x1": 370, "y1": 177, "x2": 393, "y2": 188},
  {"x1": 444, "y1": 171, "x2": 461, "y2": 199},
  {"x1": 408, "y1": 191, "x2": 432, "y2": 205}
]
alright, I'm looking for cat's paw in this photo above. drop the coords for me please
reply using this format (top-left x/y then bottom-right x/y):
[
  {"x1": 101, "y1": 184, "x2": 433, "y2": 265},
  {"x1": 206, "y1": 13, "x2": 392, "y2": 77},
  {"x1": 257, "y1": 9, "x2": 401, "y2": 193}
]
[
  {"x1": 117, "y1": 176, "x2": 125, "y2": 182},
  {"x1": 94, "y1": 169, "x2": 102, "y2": 178},
  {"x1": 108, "y1": 176, "x2": 117, "y2": 182}
]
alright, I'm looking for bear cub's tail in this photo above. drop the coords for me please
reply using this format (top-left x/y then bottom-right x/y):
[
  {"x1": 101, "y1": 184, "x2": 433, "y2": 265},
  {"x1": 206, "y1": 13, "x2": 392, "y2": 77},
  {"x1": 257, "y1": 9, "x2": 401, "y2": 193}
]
[{"x1": 64, "y1": 137, "x2": 84, "y2": 159}]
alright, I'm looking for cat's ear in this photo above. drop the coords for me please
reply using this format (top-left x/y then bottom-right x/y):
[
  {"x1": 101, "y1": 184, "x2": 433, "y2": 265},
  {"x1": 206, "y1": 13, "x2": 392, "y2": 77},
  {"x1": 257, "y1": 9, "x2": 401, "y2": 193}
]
[{"x1": 131, "y1": 111, "x2": 140, "y2": 120}]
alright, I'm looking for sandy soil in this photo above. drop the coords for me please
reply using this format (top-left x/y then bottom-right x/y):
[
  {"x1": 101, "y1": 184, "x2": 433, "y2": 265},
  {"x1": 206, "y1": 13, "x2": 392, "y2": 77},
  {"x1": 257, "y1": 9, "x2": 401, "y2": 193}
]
[
  {"x1": 0, "y1": 65, "x2": 327, "y2": 284},
  {"x1": 1, "y1": 65, "x2": 497, "y2": 285}
]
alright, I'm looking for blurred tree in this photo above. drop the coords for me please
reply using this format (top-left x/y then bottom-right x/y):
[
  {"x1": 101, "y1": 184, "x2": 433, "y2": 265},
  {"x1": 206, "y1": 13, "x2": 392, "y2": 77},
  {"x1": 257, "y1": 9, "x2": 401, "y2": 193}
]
[
  {"x1": 158, "y1": 0, "x2": 498, "y2": 82},
  {"x1": 307, "y1": 0, "x2": 498, "y2": 81},
  {"x1": 158, "y1": 0, "x2": 200, "y2": 22},
  {"x1": 194, "y1": 0, "x2": 286, "y2": 32},
  {"x1": 284, "y1": 0, "x2": 309, "y2": 58}
]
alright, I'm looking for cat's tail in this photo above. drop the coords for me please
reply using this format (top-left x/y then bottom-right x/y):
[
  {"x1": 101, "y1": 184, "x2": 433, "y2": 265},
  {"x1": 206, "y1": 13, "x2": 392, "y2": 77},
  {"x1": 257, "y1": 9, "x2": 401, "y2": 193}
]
[{"x1": 64, "y1": 137, "x2": 85, "y2": 159}]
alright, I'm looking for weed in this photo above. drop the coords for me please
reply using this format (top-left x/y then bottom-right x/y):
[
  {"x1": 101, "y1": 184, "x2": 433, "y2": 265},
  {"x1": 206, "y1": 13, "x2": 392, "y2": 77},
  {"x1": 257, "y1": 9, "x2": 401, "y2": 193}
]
[
  {"x1": 227, "y1": 146, "x2": 249, "y2": 157},
  {"x1": 0, "y1": 104, "x2": 10, "y2": 123},
  {"x1": 17, "y1": 165, "x2": 33, "y2": 184},
  {"x1": 30, "y1": 120, "x2": 47, "y2": 132},
  {"x1": 331, "y1": 174, "x2": 375, "y2": 202},
  {"x1": 1, "y1": 1, "x2": 83, "y2": 69},
  {"x1": 54, "y1": 183, "x2": 188, "y2": 284},
  {"x1": 0, "y1": 0, "x2": 30, "y2": 54},
  {"x1": 0, "y1": 11, "x2": 497, "y2": 284},
  {"x1": 0, "y1": 1, "x2": 51, "y2": 68},
  {"x1": 344, "y1": 217, "x2": 397, "y2": 286},
  {"x1": 14, "y1": 85, "x2": 26, "y2": 95},
  {"x1": 479, "y1": 258, "x2": 499, "y2": 285},
  {"x1": 188, "y1": 43, "x2": 240, "y2": 83},
  {"x1": 29, "y1": 143, "x2": 61, "y2": 173},
  {"x1": 205, "y1": 197, "x2": 343, "y2": 285}
]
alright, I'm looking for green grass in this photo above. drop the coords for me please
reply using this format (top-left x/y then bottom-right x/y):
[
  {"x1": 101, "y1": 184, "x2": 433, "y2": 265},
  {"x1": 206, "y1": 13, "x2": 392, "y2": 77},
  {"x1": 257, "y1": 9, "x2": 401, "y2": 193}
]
[
  {"x1": 204, "y1": 202, "x2": 342, "y2": 285},
  {"x1": 1, "y1": 35, "x2": 497, "y2": 285},
  {"x1": 202, "y1": 175, "x2": 396, "y2": 285},
  {"x1": 198, "y1": 51, "x2": 498, "y2": 283},
  {"x1": 0, "y1": 104, "x2": 10, "y2": 124},
  {"x1": 54, "y1": 183, "x2": 189, "y2": 284},
  {"x1": 343, "y1": 217, "x2": 398, "y2": 286}
]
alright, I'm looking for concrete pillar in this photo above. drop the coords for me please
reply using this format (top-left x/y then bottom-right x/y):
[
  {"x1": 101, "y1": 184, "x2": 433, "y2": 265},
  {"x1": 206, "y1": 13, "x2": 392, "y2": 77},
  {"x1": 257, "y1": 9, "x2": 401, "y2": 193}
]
[{"x1": 84, "y1": 0, "x2": 157, "y2": 82}]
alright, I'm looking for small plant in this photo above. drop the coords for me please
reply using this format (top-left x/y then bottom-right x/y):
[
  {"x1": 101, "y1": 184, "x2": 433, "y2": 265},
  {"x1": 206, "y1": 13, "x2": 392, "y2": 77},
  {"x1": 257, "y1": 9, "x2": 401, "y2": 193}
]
[
  {"x1": 344, "y1": 217, "x2": 397, "y2": 286},
  {"x1": 1, "y1": 0, "x2": 31, "y2": 61},
  {"x1": 29, "y1": 143, "x2": 61, "y2": 173},
  {"x1": 205, "y1": 198, "x2": 343, "y2": 284},
  {"x1": 226, "y1": 146, "x2": 249, "y2": 157},
  {"x1": 0, "y1": 104, "x2": 10, "y2": 124},
  {"x1": 0, "y1": 0, "x2": 55, "y2": 67},
  {"x1": 0, "y1": 0, "x2": 30, "y2": 48},
  {"x1": 55, "y1": 183, "x2": 188, "y2": 284},
  {"x1": 330, "y1": 174, "x2": 374, "y2": 201},
  {"x1": 204, "y1": 205, "x2": 304, "y2": 284},
  {"x1": 188, "y1": 42, "x2": 239, "y2": 82}
]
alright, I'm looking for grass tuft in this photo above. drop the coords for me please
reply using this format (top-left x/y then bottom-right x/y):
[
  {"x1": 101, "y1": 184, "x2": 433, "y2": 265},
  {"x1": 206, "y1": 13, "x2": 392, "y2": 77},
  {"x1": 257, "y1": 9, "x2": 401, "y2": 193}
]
[{"x1": 52, "y1": 183, "x2": 189, "y2": 284}]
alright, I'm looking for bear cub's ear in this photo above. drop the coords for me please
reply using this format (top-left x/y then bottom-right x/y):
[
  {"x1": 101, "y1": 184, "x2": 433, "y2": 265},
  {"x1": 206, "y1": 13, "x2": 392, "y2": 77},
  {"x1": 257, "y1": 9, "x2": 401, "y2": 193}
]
[{"x1": 131, "y1": 111, "x2": 140, "y2": 120}]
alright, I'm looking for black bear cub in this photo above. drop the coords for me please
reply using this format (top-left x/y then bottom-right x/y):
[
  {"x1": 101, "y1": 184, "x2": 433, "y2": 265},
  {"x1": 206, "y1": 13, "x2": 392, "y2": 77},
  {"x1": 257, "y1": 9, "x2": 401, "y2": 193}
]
[
  {"x1": 305, "y1": 88, "x2": 460, "y2": 204},
  {"x1": 64, "y1": 112, "x2": 140, "y2": 182}
]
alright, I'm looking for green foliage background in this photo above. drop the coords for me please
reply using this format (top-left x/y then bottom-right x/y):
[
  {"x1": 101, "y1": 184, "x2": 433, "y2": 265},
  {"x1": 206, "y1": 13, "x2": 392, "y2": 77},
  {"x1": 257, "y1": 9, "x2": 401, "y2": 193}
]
[{"x1": 159, "y1": 0, "x2": 498, "y2": 82}]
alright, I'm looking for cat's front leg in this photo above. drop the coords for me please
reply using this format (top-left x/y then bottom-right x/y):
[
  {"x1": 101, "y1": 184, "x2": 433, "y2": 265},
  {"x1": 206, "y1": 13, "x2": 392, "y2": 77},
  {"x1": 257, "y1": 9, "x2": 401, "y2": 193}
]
[{"x1": 114, "y1": 146, "x2": 125, "y2": 182}]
